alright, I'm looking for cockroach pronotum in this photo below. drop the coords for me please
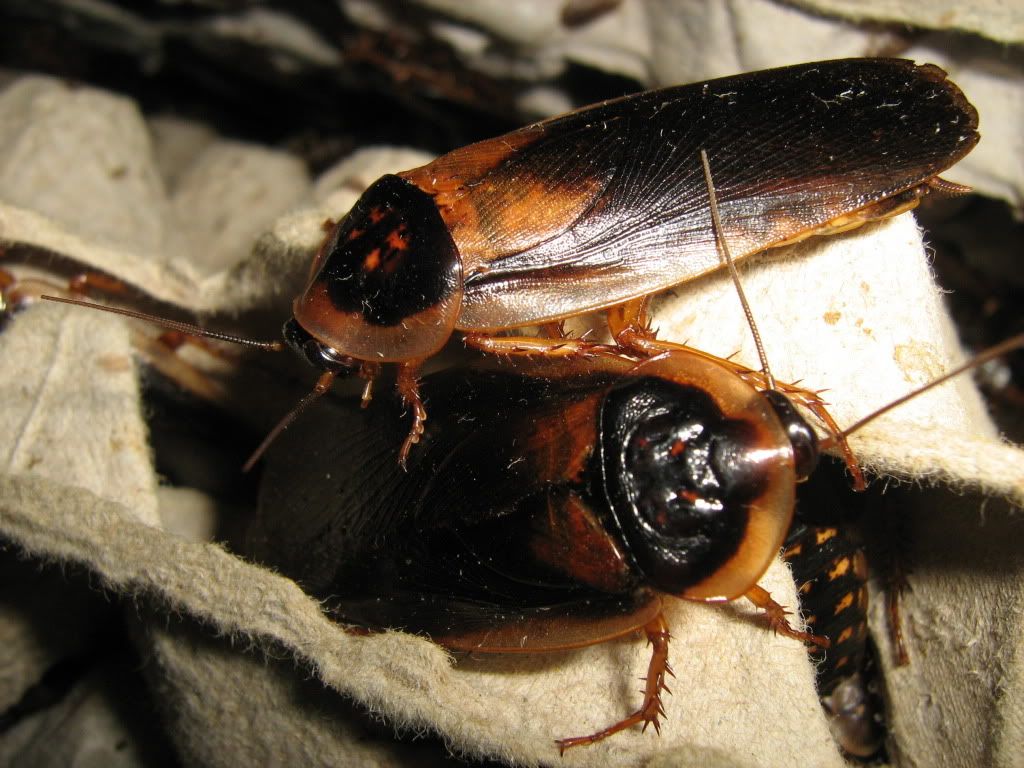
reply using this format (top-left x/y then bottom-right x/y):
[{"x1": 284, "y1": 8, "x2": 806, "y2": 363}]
[{"x1": 44, "y1": 58, "x2": 979, "y2": 466}]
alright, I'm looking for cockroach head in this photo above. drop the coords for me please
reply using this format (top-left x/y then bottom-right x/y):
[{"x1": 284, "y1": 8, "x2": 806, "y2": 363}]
[
  {"x1": 282, "y1": 317, "x2": 359, "y2": 375},
  {"x1": 762, "y1": 390, "x2": 819, "y2": 482}
]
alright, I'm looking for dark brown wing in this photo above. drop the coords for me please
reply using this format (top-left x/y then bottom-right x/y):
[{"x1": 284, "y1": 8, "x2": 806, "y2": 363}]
[
  {"x1": 405, "y1": 59, "x2": 978, "y2": 330},
  {"x1": 249, "y1": 366, "x2": 642, "y2": 644}
]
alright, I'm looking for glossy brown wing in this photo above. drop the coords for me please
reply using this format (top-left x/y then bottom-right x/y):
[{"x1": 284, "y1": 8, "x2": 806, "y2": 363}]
[{"x1": 405, "y1": 59, "x2": 978, "y2": 330}]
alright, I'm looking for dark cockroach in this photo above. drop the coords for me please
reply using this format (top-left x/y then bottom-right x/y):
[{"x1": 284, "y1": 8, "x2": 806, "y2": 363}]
[
  {"x1": 247, "y1": 348, "x2": 825, "y2": 751},
  {"x1": 45, "y1": 58, "x2": 979, "y2": 465},
  {"x1": 248, "y1": 330, "x2": 1024, "y2": 753}
]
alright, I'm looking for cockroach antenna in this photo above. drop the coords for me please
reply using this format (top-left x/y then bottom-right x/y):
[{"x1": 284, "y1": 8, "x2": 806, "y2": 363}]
[
  {"x1": 700, "y1": 147, "x2": 776, "y2": 392},
  {"x1": 40, "y1": 295, "x2": 285, "y2": 352},
  {"x1": 40, "y1": 293, "x2": 349, "y2": 473}
]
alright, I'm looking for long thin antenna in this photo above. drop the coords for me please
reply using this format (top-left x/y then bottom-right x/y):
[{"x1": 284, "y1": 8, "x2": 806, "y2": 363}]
[
  {"x1": 242, "y1": 370, "x2": 337, "y2": 472},
  {"x1": 41, "y1": 295, "x2": 284, "y2": 352},
  {"x1": 826, "y1": 332, "x2": 1024, "y2": 444},
  {"x1": 700, "y1": 148, "x2": 776, "y2": 391}
]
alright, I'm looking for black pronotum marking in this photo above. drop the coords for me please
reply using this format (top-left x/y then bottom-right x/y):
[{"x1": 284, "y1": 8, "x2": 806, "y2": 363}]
[{"x1": 318, "y1": 174, "x2": 460, "y2": 326}]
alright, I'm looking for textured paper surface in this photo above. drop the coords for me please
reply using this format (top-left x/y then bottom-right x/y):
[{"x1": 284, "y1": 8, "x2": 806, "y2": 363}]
[
  {"x1": 792, "y1": 0, "x2": 1024, "y2": 46},
  {"x1": 1, "y1": 57, "x2": 1022, "y2": 768}
]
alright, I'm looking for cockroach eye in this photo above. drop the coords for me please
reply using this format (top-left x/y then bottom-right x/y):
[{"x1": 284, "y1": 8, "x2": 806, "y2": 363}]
[
  {"x1": 763, "y1": 391, "x2": 819, "y2": 481},
  {"x1": 282, "y1": 318, "x2": 357, "y2": 374},
  {"x1": 318, "y1": 345, "x2": 353, "y2": 368}
]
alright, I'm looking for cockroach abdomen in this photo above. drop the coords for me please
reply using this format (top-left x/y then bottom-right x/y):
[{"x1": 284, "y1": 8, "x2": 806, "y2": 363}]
[{"x1": 783, "y1": 517, "x2": 884, "y2": 758}]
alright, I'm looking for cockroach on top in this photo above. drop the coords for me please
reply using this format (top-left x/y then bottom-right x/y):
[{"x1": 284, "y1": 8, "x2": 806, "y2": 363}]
[{"x1": 46, "y1": 58, "x2": 978, "y2": 466}]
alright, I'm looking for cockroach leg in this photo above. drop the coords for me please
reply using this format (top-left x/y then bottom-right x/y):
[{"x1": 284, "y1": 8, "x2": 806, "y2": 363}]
[
  {"x1": 608, "y1": 294, "x2": 785, "y2": 387},
  {"x1": 357, "y1": 361, "x2": 383, "y2": 408},
  {"x1": 396, "y1": 360, "x2": 427, "y2": 469},
  {"x1": 877, "y1": 512, "x2": 912, "y2": 666},
  {"x1": 556, "y1": 613, "x2": 672, "y2": 753},
  {"x1": 606, "y1": 296, "x2": 656, "y2": 343},
  {"x1": 0, "y1": 267, "x2": 16, "y2": 314},
  {"x1": 463, "y1": 332, "x2": 604, "y2": 358},
  {"x1": 886, "y1": 575, "x2": 911, "y2": 666},
  {"x1": 4, "y1": 268, "x2": 130, "y2": 307},
  {"x1": 0, "y1": 272, "x2": 68, "y2": 314},
  {"x1": 540, "y1": 320, "x2": 569, "y2": 339},
  {"x1": 745, "y1": 585, "x2": 830, "y2": 649}
]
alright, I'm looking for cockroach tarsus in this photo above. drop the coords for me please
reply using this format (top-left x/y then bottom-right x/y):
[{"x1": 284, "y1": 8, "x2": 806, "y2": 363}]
[{"x1": 43, "y1": 58, "x2": 979, "y2": 469}]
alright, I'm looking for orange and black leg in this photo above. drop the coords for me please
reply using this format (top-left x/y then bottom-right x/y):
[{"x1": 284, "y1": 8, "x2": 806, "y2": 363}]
[
  {"x1": 463, "y1": 331, "x2": 607, "y2": 359},
  {"x1": 556, "y1": 613, "x2": 673, "y2": 753},
  {"x1": 744, "y1": 584, "x2": 830, "y2": 649}
]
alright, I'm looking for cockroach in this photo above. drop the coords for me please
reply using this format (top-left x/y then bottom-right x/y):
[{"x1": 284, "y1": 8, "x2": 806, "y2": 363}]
[
  {"x1": 247, "y1": 347, "x2": 826, "y2": 751},
  {"x1": 44, "y1": 58, "x2": 979, "y2": 466},
  {"x1": 247, "y1": 328, "x2": 1024, "y2": 753}
]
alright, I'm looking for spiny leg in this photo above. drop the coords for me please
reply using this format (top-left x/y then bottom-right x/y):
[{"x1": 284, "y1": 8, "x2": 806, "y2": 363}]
[
  {"x1": 556, "y1": 613, "x2": 673, "y2": 753},
  {"x1": 0, "y1": 269, "x2": 77, "y2": 314},
  {"x1": 357, "y1": 361, "x2": 383, "y2": 408},
  {"x1": 745, "y1": 584, "x2": 830, "y2": 650},
  {"x1": 67, "y1": 271, "x2": 132, "y2": 297},
  {"x1": 539, "y1": 320, "x2": 568, "y2": 339},
  {"x1": 608, "y1": 295, "x2": 799, "y2": 392},
  {"x1": 886, "y1": 566, "x2": 911, "y2": 667},
  {"x1": 872, "y1": 507, "x2": 911, "y2": 666},
  {"x1": 606, "y1": 296, "x2": 657, "y2": 350}
]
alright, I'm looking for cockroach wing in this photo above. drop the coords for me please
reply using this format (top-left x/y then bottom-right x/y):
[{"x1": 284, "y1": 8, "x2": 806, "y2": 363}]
[
  {"x1": 405, "y1": 58, "x2": 978, "y2": 330},
  {"x1": 249, "y1": 369, "x2": 636, "y2": 639}
]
